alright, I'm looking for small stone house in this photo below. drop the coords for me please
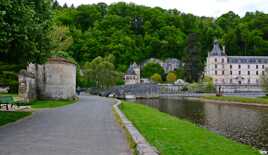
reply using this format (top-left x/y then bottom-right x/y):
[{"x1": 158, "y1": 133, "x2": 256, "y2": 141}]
[
  {"x1": 18, "y1": 57, "x2": 77, "y2": 102},
  {"x1": 124, "y1": 63, "x2": 141, "y2": 85}
]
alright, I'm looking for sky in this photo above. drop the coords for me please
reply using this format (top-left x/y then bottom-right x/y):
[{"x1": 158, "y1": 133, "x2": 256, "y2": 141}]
[{"x1": 57, "y1": 0, "x2": 268, "y2": 17}]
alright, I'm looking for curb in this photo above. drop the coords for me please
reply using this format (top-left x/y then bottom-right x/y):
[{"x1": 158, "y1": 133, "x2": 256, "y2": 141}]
[{"x1": 113, "y1": 99, "x2": 159, "y2": 155}]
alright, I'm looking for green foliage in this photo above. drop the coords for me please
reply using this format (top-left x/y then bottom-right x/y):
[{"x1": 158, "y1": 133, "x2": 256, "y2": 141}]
[
  {"x1": 150, "y1": 73, "x2": 162, "y2": 83},
  {"x1": 142, "y1": 63, "x2": 164, "y2": 78},
  {"x1": 83, "y1": 55, "x2": 120, "y2": 89},
  {"x1": 166, "y1": 72, "x2": 177, "y2": 83},
  {"x1": 183, "y1": 33, "x2": 204, "y2": 82},
  {"x1": 0, "y1": 0, "x2": 53, "y2": 65},
  {"x1": 121, "y1": 101, "x2": 261, "y2": 155},
  {"x1": 186, "y1": 76, "x2": 215, "y2": 93},
  {"x1": 49, "y1": 25, "x2": 73, "y2": 51}
]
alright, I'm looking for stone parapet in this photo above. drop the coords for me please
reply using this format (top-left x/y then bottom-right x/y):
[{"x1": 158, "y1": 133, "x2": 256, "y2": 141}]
[{"x1": 113, "y1": 100, "x2": 159, "y2": 155}]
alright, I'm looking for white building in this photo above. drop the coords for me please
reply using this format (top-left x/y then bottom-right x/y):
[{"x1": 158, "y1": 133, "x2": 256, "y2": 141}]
[
  {"x1": 205, "y1": 40, "x2": 268, "y2": 86},
  {"x1": 124, "y1": 63, "x2": 141, "y2": 85}
]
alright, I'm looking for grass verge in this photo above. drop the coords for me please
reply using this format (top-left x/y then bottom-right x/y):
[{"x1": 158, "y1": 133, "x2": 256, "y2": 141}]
[
  {"x1": 120, "y1": 101, "x2": 261, "y2": 155},
  {"x1": 0, "y1": 111, "x2": 31, "y2": 126},
  {"x1": 30, "y1": 99, "x2": 77, "y2": 109},
  {"x1": 202, "y1": 96, "x2": 268, "y2": 105}
]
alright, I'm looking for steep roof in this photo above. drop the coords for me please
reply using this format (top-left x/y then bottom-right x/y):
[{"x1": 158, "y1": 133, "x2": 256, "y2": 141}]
[{"x1": 209, "y1": 40, "x2": 226, "y2": 56}]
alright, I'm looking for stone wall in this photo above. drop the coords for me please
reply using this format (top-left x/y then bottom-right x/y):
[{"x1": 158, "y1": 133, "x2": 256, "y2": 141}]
[
  {"x1": 18, "y1": 57, "x2": 76, "y2": 102},
  {"x1": 18, "y1": 70, "x2": 37, "y2": 102}
]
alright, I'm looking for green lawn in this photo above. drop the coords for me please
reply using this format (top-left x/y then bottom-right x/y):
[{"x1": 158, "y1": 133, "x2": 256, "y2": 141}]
[
  {"x1": 120, "y1": 101, "x2": 261, "y2": 155},
  {"x1": 202, "y1": 96, "x2": 268, "y2": 104},
  {"x1": 30, "y1": 100, "x2": 77, "y2": 109},
  {"x1": 0, "y1": 111, "x2": 31, "y2": 126},
  {"x1": 0, "y1": 93, "x2": 18, "y2": 97}
]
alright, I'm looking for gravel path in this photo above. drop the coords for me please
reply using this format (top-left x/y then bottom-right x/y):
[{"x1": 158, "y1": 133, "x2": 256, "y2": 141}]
[{"x1": 0, "y1": 95, "x2": 131, "y2": 155}]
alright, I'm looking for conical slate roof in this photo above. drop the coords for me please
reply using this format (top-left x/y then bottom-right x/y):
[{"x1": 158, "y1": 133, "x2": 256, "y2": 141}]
[{"x1": 209, "y1": 40, "x2": 226, "y2": 56}]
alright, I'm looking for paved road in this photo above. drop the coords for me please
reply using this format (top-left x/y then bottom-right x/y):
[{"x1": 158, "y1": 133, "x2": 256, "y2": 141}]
[{"x1": 0, "y1": 96, "x2": 131, "y2": 155}]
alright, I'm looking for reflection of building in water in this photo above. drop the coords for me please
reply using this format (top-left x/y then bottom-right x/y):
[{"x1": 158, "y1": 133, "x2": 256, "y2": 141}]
[{"x1": 205, "y1": 40, "x2": 268, "y2": 92}]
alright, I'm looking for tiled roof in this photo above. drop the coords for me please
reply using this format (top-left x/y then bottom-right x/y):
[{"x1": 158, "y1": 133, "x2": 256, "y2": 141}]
[{"x1": 209, "y1": 40, "x2": 226, "y2": 56}]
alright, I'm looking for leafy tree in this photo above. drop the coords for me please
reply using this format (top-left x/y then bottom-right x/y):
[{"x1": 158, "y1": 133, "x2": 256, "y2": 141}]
[
  {"x1": 166, "y1": 72, "x2": 177, "y2": 83},
  {"x1": 83, "y1": 56, "x2": 120, "y2": 89},
  {"x1": 151, "y1": 73, "x2": 162, "y2": 83},
  {"x1": 49, "y1": 26, "x2": 73, "y2": 51},
  {"x1": 142, "y1": 63, "x2": 165, "y2": 78},
  {"x1": 0, "y1": 0, "x2": 52, "y2": 65},
  {"x1": 182, "y1": 33, "x2": 203, "y2": 82}
]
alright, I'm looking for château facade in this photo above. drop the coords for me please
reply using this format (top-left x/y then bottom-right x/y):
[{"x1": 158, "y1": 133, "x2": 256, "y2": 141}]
[{"x1": 205, "y1": 40, "x2": 268, "y2": 86}]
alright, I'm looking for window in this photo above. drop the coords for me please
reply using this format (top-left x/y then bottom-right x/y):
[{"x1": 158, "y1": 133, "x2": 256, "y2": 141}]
[
  {"x1": 215, "y1": 58, "x2": 217, "y2": 62},
  {"x1": 248, "y1": 79, "x2": 250, "y2": 84},
  {"x1": 215, "y1": 64, "x2": 217, "y2": 68},
  {"x1": 215, "y1": 71, "x2": 217, "y2": 75},
  {"x1": 222, "y1": 59, "x2": 224, "y2": 63},
  {"x1": 230, "y1": 79, "x2": 233, "y2": 84},
  {"x1": 238, "y1": 65, "x2": 241, "y2": 69},
  {"x1": 230, "y1": 71, "x2": 232, "y2": 75},
  {"x1": 262, "y1": 71, "x2": 264, "y2": 75},
  {"x1": 256, "y1": 65, "x2": 258, "y2": 69},
  {"x1": 262, "y1": 65, "x2": 265, "y2": 69},
  {"x1": 248, "y1": 65, "x2": 250, "y2": 69},
  {"x1": 230, "y1": 65, "x2": 232, "y2": 69},
  {"x1": 256, "y1": 71, "x2": 259, "y2": 75},
  {"x1": 239, "y1": 71, "x2": 241, "y2": 75},
  {"x1": 248, "y1": 71, "x2": 250, "y2": 75},
  {"x1": 256, "y1": 79, "x2": 259, "y2": 84},
  {"x1": 222, "y1": 71, "x2": 224, "y2": 75}
]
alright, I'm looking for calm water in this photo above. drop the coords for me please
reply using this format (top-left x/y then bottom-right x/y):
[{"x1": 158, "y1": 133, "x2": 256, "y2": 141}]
[{"x1": 136, "y1": 97, "x2": 268, "y2": 151}]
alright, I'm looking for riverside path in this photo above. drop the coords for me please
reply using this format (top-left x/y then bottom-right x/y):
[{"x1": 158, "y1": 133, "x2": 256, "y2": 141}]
[{"x1": 0, "y1": 95, "x2": 131, "y2": 155}]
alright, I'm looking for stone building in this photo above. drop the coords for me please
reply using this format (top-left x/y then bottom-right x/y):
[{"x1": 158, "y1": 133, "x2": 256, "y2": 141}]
[
  {"x1": 18, "y1": 57, "x2": 76, "y2": 102},
  {"x1": 205, "y1": 40, "x2": 268, "y2": 92},
  {"x1": 124, "y1": 63, "x2": 141, "y2": 85},
  {"x1": 142, "y1": 58, "x2": 181, "y2": 73}
]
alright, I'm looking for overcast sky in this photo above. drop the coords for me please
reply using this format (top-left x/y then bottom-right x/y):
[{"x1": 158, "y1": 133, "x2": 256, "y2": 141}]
[{"x1": 57, "y1": 0, "x2": 268, "y2": 17}]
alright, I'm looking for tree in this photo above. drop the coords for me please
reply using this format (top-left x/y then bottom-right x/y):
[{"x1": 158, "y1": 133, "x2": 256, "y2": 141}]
[
  {"x1": 151, "y1": 73, "x2": 162, "y2": 83},
  {"x1": 182, "y1": 33, "x2": 204, "y2": 82},
  {"x1": 0, "y1": 0, "x2": 53, "y2": 65},
  {"x1": 166, "y1": 72, "x2": 177, "y2": 83},
  {"x1": 142, "y1": 63, "x2": 164, "y2": 78},
  {"x1": 49, "y1": 25, "x2": 73, "y2": 51},
  {"x1": 83, "y1": 56, "x2": 120, "y2": 89}
]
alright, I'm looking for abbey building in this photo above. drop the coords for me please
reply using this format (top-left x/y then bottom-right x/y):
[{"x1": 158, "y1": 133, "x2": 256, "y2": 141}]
[{"x1": 205, "y1": 40, "x2": 268, "y2": 86}]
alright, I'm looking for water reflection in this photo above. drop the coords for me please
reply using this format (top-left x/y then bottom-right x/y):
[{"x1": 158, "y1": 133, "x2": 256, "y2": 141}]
[{"x1": 136, "y1": 97, "x2": 268, "y2": 151}]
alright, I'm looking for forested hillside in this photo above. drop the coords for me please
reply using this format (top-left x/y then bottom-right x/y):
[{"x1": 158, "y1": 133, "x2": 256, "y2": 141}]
[
  {"x1": 52, "y1": 2, "x2": 268, "y2": 72},
  {"x1": 0, "y1": 0, "x2": 268, "y2": 90}
]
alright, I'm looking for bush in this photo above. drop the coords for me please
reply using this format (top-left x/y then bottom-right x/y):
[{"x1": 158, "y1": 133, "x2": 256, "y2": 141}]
[
  {"x1": 151, "y1": 73, "x2": 162, "y2": 83},
  {"x1": 166, "y1": 72, "x2": 177, "y2": 83}
]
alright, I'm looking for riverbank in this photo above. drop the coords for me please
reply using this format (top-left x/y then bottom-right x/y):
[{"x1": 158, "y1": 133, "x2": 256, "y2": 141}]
[
  {"x1": 199, "y1": 96, "x2": 268, "y2": 107},
  {"x1": 120, "y1": 101, "x2": 261, "y2": 155}
]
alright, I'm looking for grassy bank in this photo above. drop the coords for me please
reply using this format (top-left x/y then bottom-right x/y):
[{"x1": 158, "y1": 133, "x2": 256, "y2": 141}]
[
  {"x1": 202, "y1": 96, "x2": 268, "y2": 105},
  {"x1": 120, "y1": 101, "x2": 260, "y2": 155},
  {"x1": 30, "y1": 100, "x2": 77, "y2": 109},
  {"x1": 0, "y1": 111, "x2": 31, "y2": 126}
]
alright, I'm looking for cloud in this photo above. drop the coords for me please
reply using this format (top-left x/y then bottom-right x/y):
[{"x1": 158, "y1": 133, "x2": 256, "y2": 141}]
[{"x1": 57, "y1": 0, "x2": 268, "y2": 17}]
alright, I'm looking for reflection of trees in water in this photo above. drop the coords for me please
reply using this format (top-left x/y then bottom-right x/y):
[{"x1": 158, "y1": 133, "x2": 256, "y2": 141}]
[{"x1": 137, "y1": 98, "x2": 268, "y2": 150}]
